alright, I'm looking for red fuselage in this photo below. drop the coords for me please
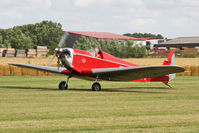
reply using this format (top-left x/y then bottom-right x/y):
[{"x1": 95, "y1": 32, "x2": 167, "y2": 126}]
[{"x1": 60, "y1": 48, "x2": 169, "y2": 84}]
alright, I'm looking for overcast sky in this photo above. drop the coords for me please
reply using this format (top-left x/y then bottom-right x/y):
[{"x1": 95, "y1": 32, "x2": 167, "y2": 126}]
[{"x1": 0, "y1": 0, "x2": 199, "y2": 38}]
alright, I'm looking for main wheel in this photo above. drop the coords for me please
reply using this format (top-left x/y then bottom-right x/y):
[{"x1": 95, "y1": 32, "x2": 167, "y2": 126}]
[
  {"x1": 59, "y1": 81, "x2": 68, "y2": 90},
  {"x1": 92, "y1": 82, "x2": 101, "y2": 91}
]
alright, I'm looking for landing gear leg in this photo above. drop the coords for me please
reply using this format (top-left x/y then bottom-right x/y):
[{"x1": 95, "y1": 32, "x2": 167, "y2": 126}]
[
  {"x1": 92, "y1": 75, "x2": 101, "y2": 91},
  {"x1": 59, "y1": 75, "x2": 72, "y2": 90}
]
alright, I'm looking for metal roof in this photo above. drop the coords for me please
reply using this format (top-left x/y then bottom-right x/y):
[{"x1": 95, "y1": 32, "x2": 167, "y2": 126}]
[
  {"x1": 160, "y1": 36, "x2": 199, "y2": 45},
  {"x1": 154, "y1": 36, "x2": 199, "y2": 48},
  {"x1": 66, "y1": 31, "x2": 151, "y2": 41}
]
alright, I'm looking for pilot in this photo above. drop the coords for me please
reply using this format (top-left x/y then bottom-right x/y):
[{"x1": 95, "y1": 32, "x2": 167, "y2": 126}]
[{"x1": 94, "y1": 48, "x2": 101, "y2": 58}]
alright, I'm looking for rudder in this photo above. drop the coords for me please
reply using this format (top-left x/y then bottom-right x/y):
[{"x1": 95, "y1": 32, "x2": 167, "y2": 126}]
[{"x1": 162, "y1": 51, "x2": 176, "y2": 81}]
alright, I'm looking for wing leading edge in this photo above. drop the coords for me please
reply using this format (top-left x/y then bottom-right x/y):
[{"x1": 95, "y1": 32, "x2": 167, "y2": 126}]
[
  {"x1": 8, "y1": 63, "x2": 66, "y2": 74},
  {"x1": 92, "y1": 65, "x2": 185, "y2": 81}
]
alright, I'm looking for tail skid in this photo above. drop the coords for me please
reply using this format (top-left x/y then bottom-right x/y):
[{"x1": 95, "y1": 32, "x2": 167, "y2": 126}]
[{"x1": 163, "y1": 82, "x2": 172, "y2": 88}]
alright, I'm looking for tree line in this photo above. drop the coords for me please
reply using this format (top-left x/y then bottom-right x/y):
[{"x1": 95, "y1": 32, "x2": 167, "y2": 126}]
[
  {"x1": 0, "y1": 20, "x2": 63, "y2": 52},
  {"x1": 74, "y1": 36, "x2": 147, "y2": 58},
  {"x1": 123, "y1": 33, "x2": 164, "y2": 39},
  {"x1": 0, "y1": 20, "x2": 164, "y2": 57}
]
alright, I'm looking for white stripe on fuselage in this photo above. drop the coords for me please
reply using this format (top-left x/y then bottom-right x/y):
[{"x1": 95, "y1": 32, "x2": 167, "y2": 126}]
[{"x1": 74, "y1": 53, "x2": 134, "y2": 67}]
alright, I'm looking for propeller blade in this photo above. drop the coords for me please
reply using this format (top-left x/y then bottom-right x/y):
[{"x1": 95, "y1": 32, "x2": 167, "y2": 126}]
[
  {"x1": 58, "y1": 32, "x2": 69, "y2": 48},
  {"x1": 47, "y1": 53, "x2": 56, "y2": 66},
  {"x1": 47, "y1": 32, "x2": 69, "y2": 66}
]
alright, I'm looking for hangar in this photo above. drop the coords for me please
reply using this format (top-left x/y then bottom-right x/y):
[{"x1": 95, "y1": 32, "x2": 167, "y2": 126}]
[
  {"x1": 154, "y1": 36, "x2": 199, "y2": 49},
  {"x1": 65, "y1": 31, "x2": 153, "y2": 47}
]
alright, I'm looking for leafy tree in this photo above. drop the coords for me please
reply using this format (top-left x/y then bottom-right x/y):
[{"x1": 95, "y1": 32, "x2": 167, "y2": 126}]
[
  {"x1": 123, "y1": 33, "x2": 164, "y2": 39},
  {"x1": 0, "y1": 32, "x2": 3, "y2": 48},
  {"x1": 74, "y1": 36, "x2": 100, "y2": 50},
  {"x1": 0, "y1": 20, "x2": 63, "y2": 51},
  {"x1": 0, "y1": 29, "x2": 12, "y2": 48},
  {"x1": 8, "y1": 27, "x2": 33, "y2": 49},
  {"x1": 74, "y1": 36, "x2": 147, "y2": 58}
]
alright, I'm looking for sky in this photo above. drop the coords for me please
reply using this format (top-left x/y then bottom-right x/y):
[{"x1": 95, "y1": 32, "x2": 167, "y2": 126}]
[{"x1": 0, "y1": 0, "x2": 199, "y2": 38}]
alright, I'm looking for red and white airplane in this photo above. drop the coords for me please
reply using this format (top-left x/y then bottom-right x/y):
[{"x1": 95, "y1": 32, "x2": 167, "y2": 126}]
[{"x1": 9, "y1": 32, "x2": 185, "y2": 91}]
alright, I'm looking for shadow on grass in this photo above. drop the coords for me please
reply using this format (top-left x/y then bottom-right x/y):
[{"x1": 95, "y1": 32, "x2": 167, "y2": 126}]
[
  {"x1": 0, "y1": 86, "x2": 169, "y2": 93},
  {"x1": 70, "y1": 86, "x2": 169, "y2": 94},
  {"x1": 0, "y1": 86, "x2": 58, "y2": 91}
]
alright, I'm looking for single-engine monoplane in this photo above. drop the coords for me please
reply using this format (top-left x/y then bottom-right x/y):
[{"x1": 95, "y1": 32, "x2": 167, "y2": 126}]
[{"x1": 9, "y1": 32, "x2": 185, "y2": 91}]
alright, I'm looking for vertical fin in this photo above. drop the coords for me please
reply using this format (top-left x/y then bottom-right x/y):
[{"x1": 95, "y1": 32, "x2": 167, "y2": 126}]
[
  {"x1": 162, "y1": 51, "x2": 176, "y2": 86},
  {"x1": 168, "y1": 51, "x2": 176, "y2": 81},
  {"x1": 169, "y1": 51, "x2": 175, "y2": 66},
  {"x1": 162, "y1": 50, "x2": 174, "y2": 65}
]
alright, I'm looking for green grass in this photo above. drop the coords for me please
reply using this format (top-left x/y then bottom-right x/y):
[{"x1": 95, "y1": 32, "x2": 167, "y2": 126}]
[{"x1": 0, "y1": 76, "x2": 199, "y2": 133}]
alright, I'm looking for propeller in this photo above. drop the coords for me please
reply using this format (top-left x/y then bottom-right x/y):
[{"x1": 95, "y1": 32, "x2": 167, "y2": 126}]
[{"x1": 47, "y1": 32, "x2": 69, "y2": 67}]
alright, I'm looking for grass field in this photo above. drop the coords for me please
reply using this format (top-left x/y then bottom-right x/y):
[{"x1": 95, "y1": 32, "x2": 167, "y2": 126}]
[{"x1": 0, "y1": 76, "x2": 199, "y2": 133}]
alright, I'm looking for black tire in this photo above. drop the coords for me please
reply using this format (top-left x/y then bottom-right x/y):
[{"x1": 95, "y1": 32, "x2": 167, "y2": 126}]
[
  {"x1": 92, "y1": 82, "x2": 101, "y2": 91},
  {"x1": 59, "y1": 81, "x2": 68, "y2": 90}
]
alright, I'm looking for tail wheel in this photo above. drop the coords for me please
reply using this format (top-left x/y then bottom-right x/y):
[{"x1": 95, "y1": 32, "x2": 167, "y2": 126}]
[
  {"x1": 92, "y1": 82, "x2": 101, "y2": 91},
  {"x1": 59, "y1": 81, "x2": 68, "y2": 90}
]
